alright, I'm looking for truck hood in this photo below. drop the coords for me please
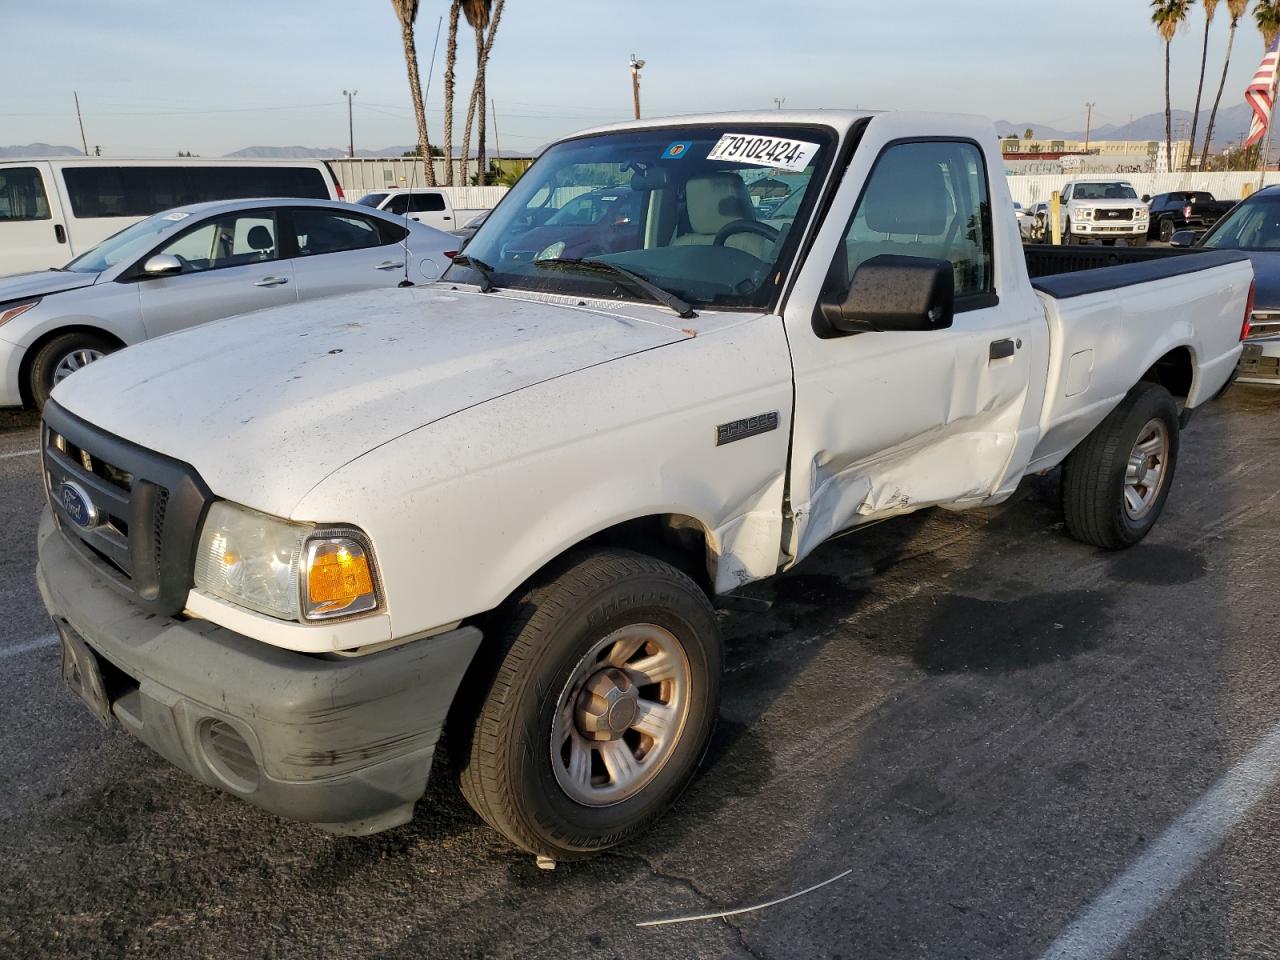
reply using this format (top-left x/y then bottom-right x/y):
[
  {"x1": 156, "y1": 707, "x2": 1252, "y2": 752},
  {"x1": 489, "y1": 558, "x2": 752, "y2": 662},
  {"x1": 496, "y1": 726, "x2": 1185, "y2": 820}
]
[
  {"x1": 52, "y1": 285, "x2": 696, "y2": 517},
  {"x1": 0, "y1": 269, "x2": 99, "y2": 302}
]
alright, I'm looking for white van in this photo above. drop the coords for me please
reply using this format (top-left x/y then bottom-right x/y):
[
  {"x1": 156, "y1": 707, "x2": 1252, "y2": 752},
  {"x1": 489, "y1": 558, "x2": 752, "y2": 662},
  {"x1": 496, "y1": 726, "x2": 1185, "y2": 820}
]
[
  {"x1": 354, "y1": 188, "x2": 488, "y2": 233},
  {"x1": 0, "y1": 159, "x2": 343, "y2": 276}
]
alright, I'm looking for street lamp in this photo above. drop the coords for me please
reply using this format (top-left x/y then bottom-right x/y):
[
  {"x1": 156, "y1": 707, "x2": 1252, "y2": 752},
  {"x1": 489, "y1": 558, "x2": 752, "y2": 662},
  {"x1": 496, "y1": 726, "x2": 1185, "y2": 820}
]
[{"x1": 629, "y1": 54, "x2": 645, "y2": 120}]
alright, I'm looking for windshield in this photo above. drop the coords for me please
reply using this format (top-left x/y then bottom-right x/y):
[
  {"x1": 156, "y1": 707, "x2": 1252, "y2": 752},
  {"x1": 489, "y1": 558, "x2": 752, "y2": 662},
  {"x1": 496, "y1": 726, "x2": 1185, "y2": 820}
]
[
  {"x1": 452, "y1": 123, "x2": 837, "y2": 310},
  {"x1": 1072, "y1": 182, "x2": 1138, "y2": 201},
  {"x1": 63, "y1": 211, "x2": 188, "y2": 273},
  {"x1": 1201, "y1": 194, "x2": 1280, "y2": 249},
  {"x1": 356, "y1": 193, "x2": 387, "y2": 208}
]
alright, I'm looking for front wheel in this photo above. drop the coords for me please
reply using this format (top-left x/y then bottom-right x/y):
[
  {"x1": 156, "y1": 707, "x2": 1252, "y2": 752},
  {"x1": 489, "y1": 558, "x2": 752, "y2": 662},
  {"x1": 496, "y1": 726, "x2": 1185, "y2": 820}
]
[
  {"x1": 1061, "y1": 381, "x2": 1180, "y2": 549},
  {"x1": 1159, "y1": 218, "x2": 1175, "y2": 243},
  {"x1": 457, "y1": 548, "x2": 722, "y2": 859},
  {"x1": 28, "y1": 331, "x2": 117, "y2": 408}
]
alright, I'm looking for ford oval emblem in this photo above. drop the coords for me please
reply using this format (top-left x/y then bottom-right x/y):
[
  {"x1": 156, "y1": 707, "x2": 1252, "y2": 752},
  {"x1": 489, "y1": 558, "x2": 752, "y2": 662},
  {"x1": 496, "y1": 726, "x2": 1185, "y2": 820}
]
[{"x1": 56, "y1": 481, "x2": 98, "y2": 529}]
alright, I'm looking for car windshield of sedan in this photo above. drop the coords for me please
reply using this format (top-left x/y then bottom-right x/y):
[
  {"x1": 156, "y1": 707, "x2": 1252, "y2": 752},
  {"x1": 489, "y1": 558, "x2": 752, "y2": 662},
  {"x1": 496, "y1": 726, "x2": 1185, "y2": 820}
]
[
  {"x1": 1201, "y1": 194, "x2": 1280, "y2": 249},
  {"x1": 451, "y1": 123, "x2": 837, "y2": 310},
  {"x1": 62, "y1": 211, "x2": 187, "y2": 274}
]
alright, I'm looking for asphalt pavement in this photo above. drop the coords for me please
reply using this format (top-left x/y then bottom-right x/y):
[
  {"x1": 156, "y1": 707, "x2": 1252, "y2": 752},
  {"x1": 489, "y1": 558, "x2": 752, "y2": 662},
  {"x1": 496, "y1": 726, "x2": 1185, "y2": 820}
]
[{"x1": 1, "y1": 387, "x2": 1279, "y2": 960}]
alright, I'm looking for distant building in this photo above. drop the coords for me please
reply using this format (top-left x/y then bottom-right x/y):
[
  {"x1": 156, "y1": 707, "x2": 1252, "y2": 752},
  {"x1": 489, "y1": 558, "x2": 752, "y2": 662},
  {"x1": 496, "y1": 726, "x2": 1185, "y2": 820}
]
[{"x1": 999, "y1": 135, "x2": 1194, "y2": 174}]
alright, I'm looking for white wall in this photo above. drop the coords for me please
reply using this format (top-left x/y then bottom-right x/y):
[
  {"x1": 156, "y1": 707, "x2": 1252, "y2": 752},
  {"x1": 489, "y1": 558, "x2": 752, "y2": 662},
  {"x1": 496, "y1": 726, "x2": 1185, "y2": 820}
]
[{"x1": 1006, "y1": 172, "x2": 1280, "y2": 205}]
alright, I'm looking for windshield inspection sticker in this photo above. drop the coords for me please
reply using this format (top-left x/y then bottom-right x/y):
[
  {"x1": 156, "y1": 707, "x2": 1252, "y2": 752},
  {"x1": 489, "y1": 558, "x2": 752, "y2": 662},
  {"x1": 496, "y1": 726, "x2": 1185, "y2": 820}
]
[
  {"x1": 161, "y1": 211, "x2": 190, "y2": 221},
  {"x1": 661, "y1": 140, "x2": 693, "y2": 160},
  {"x1": 707, "y1": 133, "x2": 819, "y2": 172}
]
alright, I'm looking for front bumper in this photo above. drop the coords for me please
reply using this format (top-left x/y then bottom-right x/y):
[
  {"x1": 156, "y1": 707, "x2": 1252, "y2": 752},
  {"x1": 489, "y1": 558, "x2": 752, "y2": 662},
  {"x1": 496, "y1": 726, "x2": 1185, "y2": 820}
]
[
  {"x1": 1238, "y1": 339, "x2": 1280, "y2": 385},
  {"x1": 0, "y1": 336, "x2": 26, "y2": 407},
  {"x1": 36, "y1": 509, "x2": 482, "y2": 835},
  {"x1": 1069, "y1": 222, "x2": 1146, "y2": 236}
]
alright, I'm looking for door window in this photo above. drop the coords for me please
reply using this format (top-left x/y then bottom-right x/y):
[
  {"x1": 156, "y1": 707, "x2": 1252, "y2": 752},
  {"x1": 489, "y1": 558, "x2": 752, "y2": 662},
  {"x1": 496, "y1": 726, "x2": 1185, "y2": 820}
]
[
  {"x1": 384, "y1": 192, "x2": 447, "y2": 214},
  {"x1": 836, "y1": 140, "x2": 993, "y2": 305},
  {"x1": 290, "y1": 209, "x2": 383, "y2": 255},
  {"x1": 155, "y1": 213, "x2": 279, "y2": 272},
  {"x1": 0, "y1": 167, "x2": 51, "y2": 221}
]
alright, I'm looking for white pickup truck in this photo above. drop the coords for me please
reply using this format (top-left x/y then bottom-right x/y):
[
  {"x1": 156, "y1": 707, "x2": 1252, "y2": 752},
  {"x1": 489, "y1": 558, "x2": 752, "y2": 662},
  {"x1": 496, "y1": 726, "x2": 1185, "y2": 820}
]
[
  {"x1": 1060, "y1": 179, "x2": 1151, "y2": 246},
  {"x1": 37, "y1": 111, "x2": 1251, "y2": 861}
]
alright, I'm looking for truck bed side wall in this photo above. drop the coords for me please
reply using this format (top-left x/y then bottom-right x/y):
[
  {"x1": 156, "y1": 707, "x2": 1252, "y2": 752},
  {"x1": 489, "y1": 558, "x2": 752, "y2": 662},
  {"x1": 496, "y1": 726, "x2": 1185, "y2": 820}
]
[{"x1": 1027, "y1": 255, "x2": 1251, "y2": 473}]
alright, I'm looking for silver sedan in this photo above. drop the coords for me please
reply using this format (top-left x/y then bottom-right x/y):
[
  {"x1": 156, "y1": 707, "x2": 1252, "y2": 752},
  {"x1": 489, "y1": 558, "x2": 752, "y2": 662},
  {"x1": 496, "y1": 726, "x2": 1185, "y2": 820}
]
[{"x1": 0, "y1": 197, "x2": 457, "y2": 407}]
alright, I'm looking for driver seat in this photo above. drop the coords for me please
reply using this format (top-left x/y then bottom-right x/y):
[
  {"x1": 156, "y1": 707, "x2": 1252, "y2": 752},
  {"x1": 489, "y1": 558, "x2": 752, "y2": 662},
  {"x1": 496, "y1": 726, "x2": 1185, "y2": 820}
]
[{"x1": 672, "y1": 173, "x2": 773, "y2": 259}]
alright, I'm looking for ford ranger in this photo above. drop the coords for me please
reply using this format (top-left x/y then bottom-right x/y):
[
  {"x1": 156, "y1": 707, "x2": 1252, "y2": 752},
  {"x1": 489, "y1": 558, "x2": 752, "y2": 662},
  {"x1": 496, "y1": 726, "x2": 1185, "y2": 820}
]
[{"x1": 36, "y1": 111, "x2": 1252, "y2": 861}]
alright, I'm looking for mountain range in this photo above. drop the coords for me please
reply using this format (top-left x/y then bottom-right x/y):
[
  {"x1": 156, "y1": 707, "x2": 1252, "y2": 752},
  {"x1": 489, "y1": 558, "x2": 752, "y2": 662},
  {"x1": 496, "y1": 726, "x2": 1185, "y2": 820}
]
[
  {"x1": 0, "y1": 103, "x2": 1264, "y2": 161},
  {"x1": 995, "y1": 103, "x2": 1255, "y2": 148}
]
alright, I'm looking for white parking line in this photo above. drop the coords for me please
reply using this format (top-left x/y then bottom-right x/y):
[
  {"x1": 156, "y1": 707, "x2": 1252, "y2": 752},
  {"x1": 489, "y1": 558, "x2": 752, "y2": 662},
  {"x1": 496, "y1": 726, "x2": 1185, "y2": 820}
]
[
  {"x1": 0, "y1": 447, "x2": 39, "y2": 460},
  {"x1": 1038, "y1": 721, "x2": 1280, "y2": 960},
  {"x1": 0, "y1": 634, "x2": 58, "y2": 659}
]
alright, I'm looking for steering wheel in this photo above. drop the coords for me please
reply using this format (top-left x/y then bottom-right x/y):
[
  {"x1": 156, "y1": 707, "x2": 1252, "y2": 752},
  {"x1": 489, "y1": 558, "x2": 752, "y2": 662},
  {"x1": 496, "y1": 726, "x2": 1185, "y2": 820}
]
[{"x1": 713, "y1": 219, "x2": 781, "y2": 247}]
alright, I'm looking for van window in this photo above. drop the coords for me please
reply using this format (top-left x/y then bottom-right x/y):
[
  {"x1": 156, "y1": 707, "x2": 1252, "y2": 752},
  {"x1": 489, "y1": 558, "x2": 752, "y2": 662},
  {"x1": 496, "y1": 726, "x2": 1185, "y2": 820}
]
[
  {"x1": 62, "y1": 166, "x2": 329, "y2": 218},
  {"x1": 0, "y1": 167, "x2": 51, "y2": 221},
  {"x1": 384, "y1": 192, "x2": 447, "y2": 214}
]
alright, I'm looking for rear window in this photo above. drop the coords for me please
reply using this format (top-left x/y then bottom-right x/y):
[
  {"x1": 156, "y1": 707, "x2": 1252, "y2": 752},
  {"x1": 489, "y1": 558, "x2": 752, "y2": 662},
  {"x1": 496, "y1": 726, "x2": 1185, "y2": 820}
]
[
  {"x1": 62, "y1": 166, "x2": 329, "y2": 218},
  {"x1": 356, "y1": 192, "x2": 388, "y2": 208},
  {"x1": 0, "y1": 166, "x2": 51, "y2": 221}
]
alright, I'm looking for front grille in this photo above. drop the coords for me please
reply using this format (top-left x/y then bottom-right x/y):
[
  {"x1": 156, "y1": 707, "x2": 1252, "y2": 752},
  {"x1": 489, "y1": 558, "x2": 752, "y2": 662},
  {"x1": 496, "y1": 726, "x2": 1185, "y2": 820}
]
[
  {"x1": 1095, "y1": 208, "x2": 1133, "y2": 221},
  {"x1": 42, "y1": 401, "x2": 213, "y2": 616}
]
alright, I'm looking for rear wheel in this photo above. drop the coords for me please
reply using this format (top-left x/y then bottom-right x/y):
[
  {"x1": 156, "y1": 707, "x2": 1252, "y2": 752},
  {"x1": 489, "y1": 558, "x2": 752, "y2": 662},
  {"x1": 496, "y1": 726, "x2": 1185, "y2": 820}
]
[
  {"x1": 1159, "y1": 218, "x2": 1175, "y2": 243},
  {"x1": 457, "y1": 548, "x2": 722, "y2": 859},
  {"x1": 28, "y1": 331, "x2": 117, "y2": 409},
  {"x1": 1061, "y1": 381, "x2": 1180, "y2": 549}
]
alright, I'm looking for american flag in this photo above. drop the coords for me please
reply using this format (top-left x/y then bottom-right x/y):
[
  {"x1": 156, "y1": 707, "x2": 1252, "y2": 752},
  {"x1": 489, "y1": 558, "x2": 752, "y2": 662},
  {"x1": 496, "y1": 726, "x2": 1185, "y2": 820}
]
[{"x1": 1245, "y1": 38, "x2": 1280, "y2": 149}]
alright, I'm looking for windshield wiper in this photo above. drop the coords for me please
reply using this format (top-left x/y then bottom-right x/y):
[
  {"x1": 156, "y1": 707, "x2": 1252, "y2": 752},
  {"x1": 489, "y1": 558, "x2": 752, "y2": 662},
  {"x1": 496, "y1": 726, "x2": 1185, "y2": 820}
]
[
  {"x1": 449, "y1": 253, "x2": 497, "y2": 292},
  {"x1": 534, "y1": 257, "x2": 696, "y2": 320}
]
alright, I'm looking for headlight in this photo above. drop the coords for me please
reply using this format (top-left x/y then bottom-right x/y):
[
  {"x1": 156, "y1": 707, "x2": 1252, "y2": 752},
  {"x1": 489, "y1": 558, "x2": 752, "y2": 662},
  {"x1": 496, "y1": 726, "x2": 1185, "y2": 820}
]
[
  {"x1": 1077, "y1": 207, "x2": 1093, "y2": 220},
  {"x1": 535, "y1": 240, "x2": 566, "y2": 261},
  {"x1": 0, "y1": 299, "x2": 40, "y2": 327},
  {"x1": 193, "y1": 501, "x2": 380, "y2": 622},
  {"x1": 1137, "y1": 208, "x2": 1149, "y2": 220}
]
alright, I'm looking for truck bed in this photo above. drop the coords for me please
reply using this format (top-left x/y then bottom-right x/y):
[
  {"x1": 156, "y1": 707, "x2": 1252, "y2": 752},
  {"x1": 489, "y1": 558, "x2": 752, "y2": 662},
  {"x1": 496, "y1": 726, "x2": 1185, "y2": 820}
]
[{"x1": 1020, "y1": 245, "x2": 1251, "y2": 477}]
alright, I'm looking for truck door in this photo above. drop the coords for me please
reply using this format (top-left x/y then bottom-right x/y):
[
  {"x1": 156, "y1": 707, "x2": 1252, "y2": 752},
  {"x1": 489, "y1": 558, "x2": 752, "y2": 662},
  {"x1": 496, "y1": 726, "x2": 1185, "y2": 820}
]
[
  {"x1": 783, "y1": 132, "x2": 1043, "y2": 565},
  {"x1": 0, "y1": 162, "x2": 67, "y2": 274}
]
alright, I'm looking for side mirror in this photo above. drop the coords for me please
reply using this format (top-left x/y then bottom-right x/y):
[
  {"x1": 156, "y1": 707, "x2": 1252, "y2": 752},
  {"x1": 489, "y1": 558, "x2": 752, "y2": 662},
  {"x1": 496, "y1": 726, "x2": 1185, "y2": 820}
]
[
  {"x1": 1141, "y1": 195, "x2": 1152, "y2": 204},
  {"x1": 1168, "y1": 230, "x2": 1197, "y2": 248},
  {"x1": 142, "y1": 254, "x2": 183, "y2": 276},
  {"x1": 820, "y1": 255, "x2": 955, "y2": 335}
]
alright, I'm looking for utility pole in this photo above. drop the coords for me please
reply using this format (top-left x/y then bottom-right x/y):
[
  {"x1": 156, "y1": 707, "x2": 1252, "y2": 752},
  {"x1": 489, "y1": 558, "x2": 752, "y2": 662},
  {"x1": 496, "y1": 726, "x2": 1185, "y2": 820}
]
[
  {"x1": 1084, "y1": 102, "x2": 1095, "y2": 151},
  {"x1": 629, "y1": 54, "x2": 645, "y2": 120},
  {"x1": 73, "y1": 91, "x2": 88, "y2": 156},
  {"x1": 491, "y1": 98, "x2": 502, "y2": 172},
  {"x1": 342, "y1": 89, "x2": 357, "y2": 158},
  {"x1": 774, "y1": 97, "x2": 785, "y2": 111}
]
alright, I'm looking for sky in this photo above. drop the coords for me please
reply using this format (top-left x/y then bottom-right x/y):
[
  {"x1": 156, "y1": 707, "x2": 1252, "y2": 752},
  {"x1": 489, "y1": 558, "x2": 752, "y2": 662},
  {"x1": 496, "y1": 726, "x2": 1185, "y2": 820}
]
[{"x1": 1, "y1": 0, "x2": 1274, "y2": 157}]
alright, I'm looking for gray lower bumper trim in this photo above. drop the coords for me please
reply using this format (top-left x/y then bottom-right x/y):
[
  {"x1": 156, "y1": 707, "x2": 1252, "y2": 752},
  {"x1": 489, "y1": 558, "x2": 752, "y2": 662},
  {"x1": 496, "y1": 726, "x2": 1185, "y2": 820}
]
[{"x1": 36, "y1": 508, "x2": 482, "y2": 835}]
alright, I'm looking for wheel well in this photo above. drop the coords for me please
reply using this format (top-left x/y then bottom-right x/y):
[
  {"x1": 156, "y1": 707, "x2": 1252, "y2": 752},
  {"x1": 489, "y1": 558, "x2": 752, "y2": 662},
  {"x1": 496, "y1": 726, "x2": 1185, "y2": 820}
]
[
  {"x1": 17, "y1": 325, "x2": 125, "y2": 407},
  {"x1": 574, "y1": 514, "x2": 714, "y2": 594},
  {"x1": 1142, "y1": 346, "x2": 1193, "y2": 400}
]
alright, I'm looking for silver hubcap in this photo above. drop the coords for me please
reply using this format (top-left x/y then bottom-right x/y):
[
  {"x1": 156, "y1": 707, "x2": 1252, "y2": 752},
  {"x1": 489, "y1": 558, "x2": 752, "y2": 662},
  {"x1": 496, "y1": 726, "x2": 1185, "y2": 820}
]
[
  {"x1": 53, "y1": 348, "x2": 104, "y2": 384},
  {"x1": 551, "y1": 623, "x2": 691, "y2": 807},
  {"x1": 1123, "y1": 418, "x2": 1169, "y2": 520}
]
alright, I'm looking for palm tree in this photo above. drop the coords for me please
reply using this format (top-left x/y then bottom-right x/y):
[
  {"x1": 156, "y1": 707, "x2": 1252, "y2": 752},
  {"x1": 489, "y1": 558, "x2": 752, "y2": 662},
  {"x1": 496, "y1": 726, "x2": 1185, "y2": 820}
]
[
  {"x1": 459, "y1": 0, "x2": 505, "y2": 186},
  {"x1": 1201, "y1": 0, "x2": 1251, "y2": 170},
  {"x1": 472, "y1": 0, "x2": 505, "y2": 185},
  {"x1": 442, "y1": 1, "x2": 461, "y2": 186},
  {"x1": 1152, "y1": 0, "x2": 1196, "y2": 172},
  {"x1": 1186, "y1": 0, "x2": 1218, "y2": 170},
  {"x1": 1259, "y1": 0, "x2": 1280, "y2": 45},
  {"x1": 390, "y1": 0, "x2": 438, "y2": 186}
]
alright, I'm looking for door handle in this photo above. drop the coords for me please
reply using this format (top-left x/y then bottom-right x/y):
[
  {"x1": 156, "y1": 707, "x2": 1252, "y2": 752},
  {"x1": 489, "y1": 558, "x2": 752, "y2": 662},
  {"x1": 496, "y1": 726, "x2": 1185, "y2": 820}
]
[
  {"x1": 54, "y1": 224, "x2": 66, "y2": 244},
  {"x1": 255, "y1": 276, "x2": 289, "y2": 287},
  {"x1": 375, "y1": 260, "x2": 405, "y2": 270},
  {"x1": 443, "y1": 216, "x2": 452, "y2": 221},
  {"x1": 989, "y1": 338, "x2": 1016, "y2": 361}
]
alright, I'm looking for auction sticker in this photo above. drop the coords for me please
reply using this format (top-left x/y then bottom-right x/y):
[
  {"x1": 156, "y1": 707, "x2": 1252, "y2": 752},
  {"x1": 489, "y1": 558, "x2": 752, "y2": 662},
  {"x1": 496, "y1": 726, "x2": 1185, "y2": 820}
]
[{"x1": 707, "y1": 133, "x2": 819, "y2": 172}]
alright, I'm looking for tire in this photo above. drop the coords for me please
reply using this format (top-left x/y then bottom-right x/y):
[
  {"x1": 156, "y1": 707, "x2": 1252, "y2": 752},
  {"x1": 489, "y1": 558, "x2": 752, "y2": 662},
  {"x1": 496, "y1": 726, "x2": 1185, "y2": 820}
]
[
  {"x1": 1131, "y1": 233, "x2": 1147, "y2": 247},
  {"x1": 1159, "y1": 218, "x2": 1175, "y2": 243},
  {"x1": 1061, "y1": 381, "x2": 1181, "y2": 550},
  {"x1": 1060, "y1": 219, "x2": 1073, "y2": 245},
  {"x1": 457, "y1": 548, "x2": 722, "y2": 859},
  {"x1": 28, "y1": 331, "x2": 116, "y2": 408}
]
